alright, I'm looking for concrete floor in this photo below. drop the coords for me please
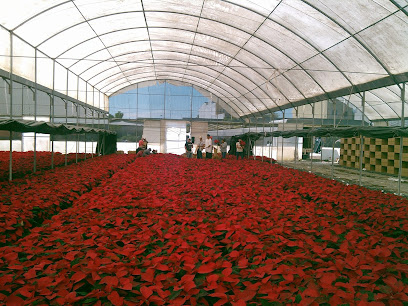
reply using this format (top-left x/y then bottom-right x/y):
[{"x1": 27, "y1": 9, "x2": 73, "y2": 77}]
[{"x1": 281, "y1": 160, "x2": 408, "y2": 198}]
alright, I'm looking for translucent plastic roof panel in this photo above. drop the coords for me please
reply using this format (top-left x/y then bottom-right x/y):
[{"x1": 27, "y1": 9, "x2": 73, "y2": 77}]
[
  {"x1": 301, "y1": 55, "x2": 351, "y2": 93},
  {"x1": 193, "y1": 34, "x2": 241, "y2": 57},
  {"x1": 202, "y1": 0, "x2": 264, "y2": 32},
  {"x1": 0, "y1": 0, "x2": 407, "y2": 120},
  {"x1": 309, "y1": 0, "x2": 399, "y2": 33},
  {"x1": 258, "y1": 19, "x2": 317, "y2": 64},
  {"x1": 146, "y1": 12, "x2": 199, "y2": 33},
  {"x1": 142, "y1": 0, "x2": 204, "y2": 15},
  {"x1": 148, "y1": 28, "x2": 195, "y2": 45},
  {"x1": 39, "y1": 23, "x2": 96, "y2": 59},
  {"x1": 75, "y1": 0, "x2": 143, "y2": 20},
  {"x1": 58, "y1": 37, "x2": 106, "y2": 68},
  {"x1": 357, "y1": 16, "x2": 408, "y2": 74},
  {"x1": 106, "y1": 42, "x2": 151, "y2": 59},
  {"x1": 196, "y1": 18, "x2": 251, "y2": 47},
  {"x1": 88, "y1": 13, "x2": 146, "y2": 35},
  {"x1": 13, "y1": 2, "x2": 84, "y2": 47}
]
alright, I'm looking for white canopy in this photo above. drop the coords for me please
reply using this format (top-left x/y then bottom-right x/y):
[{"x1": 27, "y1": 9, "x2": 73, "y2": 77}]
[{"x1": 0, "y1": 0, "x2": 407, "y2": 120}]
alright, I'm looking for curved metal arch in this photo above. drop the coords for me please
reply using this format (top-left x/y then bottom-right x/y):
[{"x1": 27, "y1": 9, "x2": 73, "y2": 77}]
[
  {"x1": 101, "y1": 68, "x2": 257, "y2": 117},
  {"x1": 65, "y1": 38, "x2": 289, "y2": 117},
  {"x1": 343, "y1": 94, "x2": 386, "y2": 122},
  {"x1": 390, "y1": 0, "x2": 408, "y2": 17},
  {"x1": 223, "y1": 0, "x2": 370, "y2": 112},
  {"x1": 102, "y1": 68, "x2": 252, "y2": 117},
  {"x1": 22, "y1": 2, "x2": 351, "y2": 118},
  {"x1": 11, "y1": 1, "x2": 401, "y2": 120},
  {"x1": 36, "y1": 10, "x2": 316, "y2": 113},
  {"x1": 106, "y1": 74, "x2": 255, "y2": 120},
  {"x1": 365, "y1": 90, "x2": 399, "y2": 119},
  {"x1": 300, "y1": 0, "x2": 404, "y2": 94},
  {"x1": 113, "y1": 79, "x2": 244, "y2": 120},
  {"x1": 58, "y1": 27, "x2": 296, "y2": 116},
  {"x1": 12, "y1": 1, "x2": 71, "y2": 31},
  {"x1": 84, "y1": 49, "x2": 288, "y2": 120},
  {"x1": 95, "y1": 57, "x2": 263, "y2": 105},
  {"x1": 63, "y1": 31, "x2": 298, "y2": 112},
  {"x1": 88, "y1": 50, "x2": 284, "y2": 113}
]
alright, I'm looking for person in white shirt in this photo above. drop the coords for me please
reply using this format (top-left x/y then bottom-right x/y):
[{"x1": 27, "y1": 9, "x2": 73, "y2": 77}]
[
  {"x1": 220, "y1": 139, "x2": 228, "y2": 159},
  {"x1": 205, "y1": 134, "x2": 213, "y2": 159},
  {"x1": 196, "y1": 137, "x2": 205, "y2": 159}
]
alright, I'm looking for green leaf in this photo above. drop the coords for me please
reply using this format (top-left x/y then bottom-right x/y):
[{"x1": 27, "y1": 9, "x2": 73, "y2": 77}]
[
  {"x1": 260, "y1": 300, "x2": 281, "y2": 306},
  {"x1": 295, "y1": 294, "x2": 302, "y2": 303},
  {"x1": 83, "y1": 297, "x2": 99, "y2": 304},
  {"x1": 169, "y1": 290, "x2": 182, "y2": 300}
]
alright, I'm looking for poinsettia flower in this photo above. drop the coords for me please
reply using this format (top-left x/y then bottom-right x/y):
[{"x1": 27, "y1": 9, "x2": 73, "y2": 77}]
[{"x1": 0, "y1": 154, "x2": 407, "y2": 305}]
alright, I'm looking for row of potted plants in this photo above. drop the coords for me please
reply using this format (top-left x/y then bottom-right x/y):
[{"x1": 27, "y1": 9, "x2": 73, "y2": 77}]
[
  {"x1": 0, "y1": 154, "x2": 135, "y2": 246},
  {"x1": 0, "y1": 154, "x2": 407, "y2": 304},
  {"x1": 0, "y1": 151, "x2": 93, "y2": 181}
]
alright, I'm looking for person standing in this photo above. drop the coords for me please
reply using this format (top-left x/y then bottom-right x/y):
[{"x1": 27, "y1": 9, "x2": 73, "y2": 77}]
[
  {"x1": 236, "y1": 138, "x2": 244, "y2": 159},
  {"x1": 205, "y1": 134, "x2": 213, "y2": 159},
  {"x1": 185, "y1": 138, "x2": 193, "y2": 158},
  {"x1": 220, "y1": 139, "x2": 228, "y2": 159},
  {"x1": 196, "y1": 136, "x2": 204, "y2": 159}
]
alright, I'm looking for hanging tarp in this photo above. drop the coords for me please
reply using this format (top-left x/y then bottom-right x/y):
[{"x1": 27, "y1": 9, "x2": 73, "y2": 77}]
[
  {"x1": 0, "y1": 119, "x2": 115, "y2": 135},
  {"x1": 96, "y1": 134, "x2": 117, "y2": 155}
]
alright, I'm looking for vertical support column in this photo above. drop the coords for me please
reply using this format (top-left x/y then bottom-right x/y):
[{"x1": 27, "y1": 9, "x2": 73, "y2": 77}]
[
  {"x1": 190, "y1": 85, "x2": 193, "y2": 140},
  {"x1": 65, "y1": 70, "x2": 68, "y2": 165},
  {"x1": 136, "y1": 84, "x2": 139, "y2": 151},
  {"x1": 295, "y1": 107, "x2": 298, "y2": 167},
  {"x1": 21, "y1": 85, "x2": 24, "y2": 151},
  {"x1": 398, "y1": 83, "x2": 406, "y2": 195},
  {"x1": 331, "y1": 99, "x2": 336, "y2": 180},
  {"x1": 164, "y1": 81, "x2": 166, "y2": 120},
  {"x1": 34, "y1": 49, "x2": 38, "y2": 172},
  {"x1": 76, "y1": 76, "x2": 79, "y2": 163},
  {"x1": 65, "y1": 100, "x2": 68, "y2": 165},
  {"x1": 281, "y1": 110, "x2": 285, "y2": 165},
  {"x1": 92, "y1": 87, "x2": 94, "y2": 158},
  {"x1": 247, "y1": 119, "x2": 250, "y2": 158},
  {"x1": 359, "y1": 92, "x2": 366, "y2": 186},
  {"x1": 76, "y1": 104, "x2": 79, "y2": 163},
  {"x1": 51, "y1": 60, "x2": 55, "y2": 169},
  {"x1": 270, "y1": 113, "x2": 275, "y2": 164},
  {"x1": 311, "y1": 104, "x2": 315, "y2": 172},
  {"x1": 254, "y1": 118, "x2": 257, "y2": 160},
  {"x1": 321, "y1": 101, "x2": 324, "y2": 164},
  {"x1": 262, "y1": 118, "x2": 265, "y2": 161},
  {"x1": 98, "y1": 112, "x2": 101, "y2": 155},
  {"x1": 8, "y1": 32, "x2": 13, "y2": 181},
  {"x1": 84, "y1": 106, "x2": 87, "y2": 160},
  {"x1": 84, "y1": 82, "x2": 88, "y2": 160},
  {"x1": 275, "y1": 114, "x2": 279, "y2": 163}
]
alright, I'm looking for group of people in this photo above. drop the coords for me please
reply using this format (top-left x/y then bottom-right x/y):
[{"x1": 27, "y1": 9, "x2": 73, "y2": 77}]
[
  {"x1": 136, "y1": 135, "x2": 245, "y2": 160},
  {"x1": 184, "y1": 134, "x2": 231, "y2": 160}
]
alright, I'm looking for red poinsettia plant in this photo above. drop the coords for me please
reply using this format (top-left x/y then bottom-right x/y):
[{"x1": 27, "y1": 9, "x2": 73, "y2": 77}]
[
  {"x1": 0, "y1": 154, "x2": 407, "y2": 305},
  {"x1": 214, "y1": 139, "x2": 220, "y2": 145},
  {"x1": 239, "y1": 139, "x2": 246, "y2": 147}
]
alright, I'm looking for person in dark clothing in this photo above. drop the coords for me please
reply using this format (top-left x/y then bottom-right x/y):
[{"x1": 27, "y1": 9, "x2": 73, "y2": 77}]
[
  {"x1": 185, "y1": 138, "x2": 193, "y2": 158},
  {"x1": 196, "y1": 136, "x2": 204, "y2": 159}
]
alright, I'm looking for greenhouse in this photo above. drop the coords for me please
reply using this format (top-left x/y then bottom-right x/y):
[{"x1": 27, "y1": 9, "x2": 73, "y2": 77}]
[{"x1": 0, "y1": 0, "x2": 407, "y2": 304}]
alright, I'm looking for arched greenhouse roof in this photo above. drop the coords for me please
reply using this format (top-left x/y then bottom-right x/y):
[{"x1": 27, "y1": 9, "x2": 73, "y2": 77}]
[{"x1": 1, "y1": 0, "x2": 407, "y2": 121}]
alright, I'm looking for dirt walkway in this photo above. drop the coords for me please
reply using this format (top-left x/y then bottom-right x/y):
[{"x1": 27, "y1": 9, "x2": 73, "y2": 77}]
[{"x1": 281, "y1": 160, "x2": 408, "y2": 198}]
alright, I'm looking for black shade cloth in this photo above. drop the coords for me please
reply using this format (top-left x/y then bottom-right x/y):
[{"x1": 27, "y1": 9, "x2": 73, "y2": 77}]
[
  {"x1": 232, "y1": 126, "x2": 408, "y2": 141},
  {"x1": 0, "y1": 118, "x2": 115, "y2": 135}
]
